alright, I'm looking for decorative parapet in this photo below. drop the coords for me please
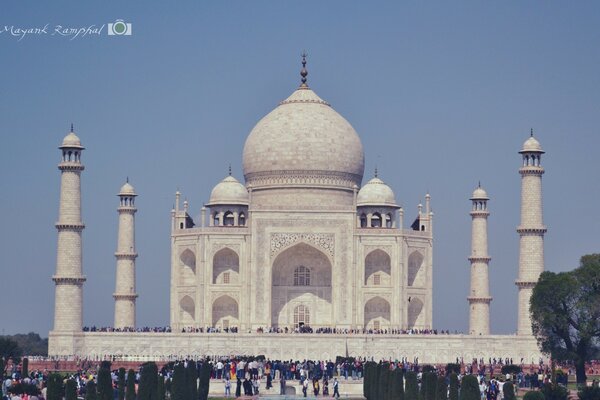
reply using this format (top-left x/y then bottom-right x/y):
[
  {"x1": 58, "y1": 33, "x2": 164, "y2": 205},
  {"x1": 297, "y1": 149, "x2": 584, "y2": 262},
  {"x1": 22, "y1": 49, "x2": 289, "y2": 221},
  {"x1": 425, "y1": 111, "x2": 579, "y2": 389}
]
[
  {"x1": 245, "y1": 170, "x2": 361, "y2": 190},
  {"x1": 52, "y1": 276, "x2": 86, "y2": 285}
]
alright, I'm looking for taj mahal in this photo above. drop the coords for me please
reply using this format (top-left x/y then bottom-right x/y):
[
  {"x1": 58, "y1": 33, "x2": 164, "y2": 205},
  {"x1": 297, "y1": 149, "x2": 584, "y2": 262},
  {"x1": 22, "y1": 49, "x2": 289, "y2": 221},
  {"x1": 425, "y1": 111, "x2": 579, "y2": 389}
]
[{"x1": 48, "y1": 57, "x2": 547, "y2": 363}]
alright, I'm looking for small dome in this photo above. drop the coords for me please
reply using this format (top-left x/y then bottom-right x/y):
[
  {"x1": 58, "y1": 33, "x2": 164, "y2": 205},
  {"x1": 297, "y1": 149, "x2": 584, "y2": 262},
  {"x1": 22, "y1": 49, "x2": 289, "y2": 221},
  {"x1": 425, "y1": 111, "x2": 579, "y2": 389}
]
[
  {"x1": 206, "y1": 175, "x2": 249, "y2": 206},
  {"x1": 119, "y1": 182, "x2": 136, "y2": 196},
  {"x1": 60, "y1": 131, "x2": 84, "y2": 149},
  {"x1": 357, "y1": 177, "x2": 398, "y2": 207},
  {"x1": 520, "y1": 135, "x2": 544, "y2": 153},
  {"x1": 471, "y1": 186, "x2": 489, "y2": 200}
]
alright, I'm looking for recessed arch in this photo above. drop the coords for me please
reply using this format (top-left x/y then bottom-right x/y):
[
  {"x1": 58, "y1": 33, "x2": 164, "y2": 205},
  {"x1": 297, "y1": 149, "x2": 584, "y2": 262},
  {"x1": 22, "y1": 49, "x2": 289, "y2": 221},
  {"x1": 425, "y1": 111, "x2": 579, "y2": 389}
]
[
  {"x1": 212, "y1": 295, "x2": 239, "y2": 328},
  {"x1": 364, "y1": 296, "x2": 391, "y2": 329},
  {"x1": 271, "y1": 242, "x2": 332, "y2": 328},
  {"x1": 407, "y1": 250, "x2": 424, "y2": 287},
  {"x1": 179, "y1": 249, "x2": 196, "y2": 286},
  {"x1": 364, "y1": 249, "x2": 391, "y2": 286},
  {"x1": 179, "y1": 295, "x2": 195, "y2": 324},
  {"x1": 407, "y1": 297, "x2": 424, "y2": 329},
  {"x1": 213, "y1": 247, "x2": 239, "y2": 284}
]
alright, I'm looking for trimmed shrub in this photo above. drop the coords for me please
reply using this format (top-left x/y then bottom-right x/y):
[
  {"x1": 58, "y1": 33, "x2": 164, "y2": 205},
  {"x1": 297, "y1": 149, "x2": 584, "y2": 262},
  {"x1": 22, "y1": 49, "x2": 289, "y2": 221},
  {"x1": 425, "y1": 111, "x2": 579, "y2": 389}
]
[
  {"x1": 46, "y1": 373, "x2": 64, "y2": 400},
  {"x1": 138, "y1": 362, "x2": 159, "y2": 400},
  {"x1": 117, "y1": 368, "x2": 126, "y2": 400},
  {"x1": 125, "y1": 369, "x2": 136, "y2": 400},
  {"x1": 523, "y1": 391, "x2": 545, "y2": 400},
  {"x1": 157, "y1": 375, "x2": 166, "y2": 400},
  {"x1": 436, "y1": 375, "x2": 448, "y2": 400},
  {"x1": 541, "y1": 383, "x2": 567, "y2": 400},
  {"x1": 459, "y1": 375, "x2": 480, "y2": 400},
  {"x1": 501, "y1": 365, "x2": 522, "y2": 375},
  {"x1": 503, "y1": 381, "x2": 516, "y2": 400},
  {"x1": 578, "y1": 386, "x2": 600, "y2": 400},
  {"x1": 97, "y1": 366, "x2": 113, "y2": 400},
  {"x1": 198, "y1": 360, "x2": 212, "y2": 400},
  {"x1": 22, "y1": 357, "x2": 28, "y2": 378},
  {"x1": 446, "y1": 364, "x2": 461, "y2": 375},
  {"x1": 405, "y1": 371, "x2": 419, "y2": 400},
  {"x1": 170, "y1": 363, "x2": 186, "y2": 400},
  {"x1": 448, "y1": 373, "x2": 459, "y2": 400},
  {"x1": 65, "y1": 378, "x2": 78, "y2": 400},
  {"x1": 424, "y1": 372, "x2": 438, "y2": 400},
  {"x1": 85, "y1": 380, "x2": 98, "y2": 400}
]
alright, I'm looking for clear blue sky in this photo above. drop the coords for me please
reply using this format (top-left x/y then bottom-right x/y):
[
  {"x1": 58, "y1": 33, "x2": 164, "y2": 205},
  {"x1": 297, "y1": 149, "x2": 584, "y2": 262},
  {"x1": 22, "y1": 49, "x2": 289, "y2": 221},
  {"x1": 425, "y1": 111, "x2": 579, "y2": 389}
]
[{"x1": 1, "y1": 1, "x2": 599, "y2": 336}]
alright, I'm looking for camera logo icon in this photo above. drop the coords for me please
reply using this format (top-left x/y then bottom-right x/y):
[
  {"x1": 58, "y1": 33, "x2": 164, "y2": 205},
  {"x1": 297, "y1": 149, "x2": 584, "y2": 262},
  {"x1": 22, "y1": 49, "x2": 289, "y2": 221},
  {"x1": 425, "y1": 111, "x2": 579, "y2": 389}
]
[{"x1": 108, "y1": 19, "x2": 132, "y2": 36}]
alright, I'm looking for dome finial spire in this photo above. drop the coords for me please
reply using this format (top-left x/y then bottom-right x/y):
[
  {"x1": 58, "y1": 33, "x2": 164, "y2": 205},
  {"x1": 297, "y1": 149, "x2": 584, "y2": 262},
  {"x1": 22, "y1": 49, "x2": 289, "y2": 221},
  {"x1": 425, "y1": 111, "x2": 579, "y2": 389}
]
[
  {"x1": 530, "y1": 128, "x2": 534, "y2": 137},
  {"x1": 374, "y1": 165, "x2": 378, "y2": 178},
  {"x1": 70, "y1": 123, "x2": 74, "y2": 133},
  {"x1": 300, "y1": 50, "x2": 308, "y2": 88},
  {"x1": 228, "y1": 163, "x2": 232, "y2": 176}
]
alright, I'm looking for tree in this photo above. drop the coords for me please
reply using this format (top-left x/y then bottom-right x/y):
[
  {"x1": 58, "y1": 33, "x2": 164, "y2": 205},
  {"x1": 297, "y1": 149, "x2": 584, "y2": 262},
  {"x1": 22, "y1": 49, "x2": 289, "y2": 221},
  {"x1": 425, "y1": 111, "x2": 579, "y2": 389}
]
[
  {"x1": 186, "y1": 361, "x2": 198, "y2": 400},
  {"x1": 198, "y1": 360, "x2": 212, "y2": 400},
  {"x1": 126, "y1": 369, "x2": 136, "y2": 400},
  {"x1": 97, "y1": 365, "x2": 113, "y2": 400},
  {"x1": 405, "y1": 371, "x2": 419, "y2": 400},
  {"x1": 436, "y1": 375, "x2": 448, "y2": 400},
  {"x1": 85, "y1": 380, "x2": 98, "y2": 400},
  {"x1": 22, "y1": 357, "x2": 28, "y2": 377},
  {"x1": 170, "y1": 363, "x2": 186, "y2": 400},
  {"x1": 0, "y1": 337, "x2": 22, "y2": 365},
  {"x1": 530, "y1": 254, "x2": 600, "y2": 385},
  {"x1": 448, "y1": 373, "x2": 459, "y2": 400},
  {"x1": 423, "y1": 371, "x2": 438, "y2": 400},
  {"x1": 523, "y1": 391, "x2": 545, "y2": 400},
  {"x1": 540, "y1": 383, "x2": 568, "y2": 400},
  {"x1": 46, "y1": 373, "x2": 64, "y2": 400},
  {"x1": 578, "y1": 386, "x2": 600, "y2": 400},
  {"x1": 117, "y1": 368, "x2": 126, "y2": 400},
  {"x1": 459, "y1": 375, "x2": 479, "y2": 400},
  {"x1": 157, "y1": 374, "x2": 166, "y2": 400},
  {"x1": 138, "y1": 362, "x2": 158, "y2": 400},
  {"x1": 503, "y1": 381, "x2": 516, "y2": 400},
  {"x1": 65, "y1": 378, "x2": 78, "y2": 400}
]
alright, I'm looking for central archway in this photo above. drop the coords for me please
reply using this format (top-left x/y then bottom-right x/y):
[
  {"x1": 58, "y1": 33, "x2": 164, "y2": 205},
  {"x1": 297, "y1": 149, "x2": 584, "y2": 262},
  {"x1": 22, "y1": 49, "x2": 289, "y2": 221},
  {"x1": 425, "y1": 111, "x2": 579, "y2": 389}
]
[
  {"x1": 212, "y1": 295, "x2": 239, "y2": 329},
  {"x1": 271, "y1": 242, "x2": 332, "y2": 328}
]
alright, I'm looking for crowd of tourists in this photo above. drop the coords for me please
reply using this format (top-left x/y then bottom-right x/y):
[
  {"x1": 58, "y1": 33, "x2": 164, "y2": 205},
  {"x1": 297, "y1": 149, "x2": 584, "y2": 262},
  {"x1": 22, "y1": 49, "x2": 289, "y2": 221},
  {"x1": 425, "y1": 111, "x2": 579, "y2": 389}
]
[
  {"x1": 3, "y1": 354, "x2": 600, "y2": 399},
  {"x1": 83, "y1": 325, "x2": 458, "y2": 335}
]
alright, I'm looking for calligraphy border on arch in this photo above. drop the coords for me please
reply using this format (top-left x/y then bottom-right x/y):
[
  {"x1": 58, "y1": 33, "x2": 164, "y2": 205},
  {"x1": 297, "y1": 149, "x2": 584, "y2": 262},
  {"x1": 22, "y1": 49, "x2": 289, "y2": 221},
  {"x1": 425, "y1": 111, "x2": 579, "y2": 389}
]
[{"x1": 270, "y1": 233, "x2": 335, "y2": 259}]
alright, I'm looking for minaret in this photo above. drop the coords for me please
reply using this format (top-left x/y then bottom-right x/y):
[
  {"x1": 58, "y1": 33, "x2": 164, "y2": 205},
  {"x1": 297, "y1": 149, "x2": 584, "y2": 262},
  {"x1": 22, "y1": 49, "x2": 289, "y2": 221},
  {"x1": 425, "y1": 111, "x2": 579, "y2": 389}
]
[
  {"x1": 53, "y1": 125, "x2": 86, "y2": 332},
  {"x1": 113, "y1": 179, "x2": 138, "y2": 329},
  {"x1": 468, "y1": 184, "x2": 492, "y2": 335},
  {"x1": 516, "y1": 130, "x2": 546, "y2": 336}
]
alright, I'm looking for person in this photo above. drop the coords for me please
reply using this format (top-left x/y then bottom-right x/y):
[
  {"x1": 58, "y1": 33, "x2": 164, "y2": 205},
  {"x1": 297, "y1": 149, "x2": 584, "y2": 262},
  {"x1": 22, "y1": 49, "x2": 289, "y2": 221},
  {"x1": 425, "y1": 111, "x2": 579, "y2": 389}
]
[
  {"x1": 302, "y1": 377, "x2": 308, "y2": 397},
  {"x1": 224, "y1": 376, "x2": 231, "y2": 397},
  {"x1": 313, "y1": 378, "x2": 320, "y2": 396},
  {"x1": 323, "y1": 377, "x2": 329, "y2": 395},
  {"x1": 253, "y1": 378, "x2": 260, "y2": 395},
  {"x1": 280, "y1": 374, "x2": 287, "y2": 395},
  {"x1": 266, "y1": 368, "x2": 272, "y2": 390},
  {"x1": 235, "y1": 378, "x2": 242, "y2": 397},
  {"x1": 332, "y1": 377, "x2": 340, "y2": 398},
  {"x1": 243, "y1": 377, "x2": 253, "y2": 396}
]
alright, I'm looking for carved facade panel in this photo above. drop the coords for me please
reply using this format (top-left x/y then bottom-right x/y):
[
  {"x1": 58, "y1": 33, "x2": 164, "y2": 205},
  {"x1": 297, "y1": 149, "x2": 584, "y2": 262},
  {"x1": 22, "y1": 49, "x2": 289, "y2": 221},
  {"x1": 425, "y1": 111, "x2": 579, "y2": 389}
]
[{"x1": 270, "y1": 233, "x2": 335, "y2": 258}]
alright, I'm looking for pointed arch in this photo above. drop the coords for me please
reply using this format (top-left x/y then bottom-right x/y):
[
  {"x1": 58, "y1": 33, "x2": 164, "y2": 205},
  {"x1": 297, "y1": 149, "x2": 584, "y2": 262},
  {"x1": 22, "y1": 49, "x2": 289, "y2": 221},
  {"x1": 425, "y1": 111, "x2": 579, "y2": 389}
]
[
  {"x1": 212, "y1": 295, "x2": 239, "y2": 328},
  {"x1": 179, "y1": 295, "x2": 195, "y2": 324},
  {"x1": 407, "y1": 250, "x2": 424, "y2": 286},
  {"x1": 213, "y1": 247, "x2": 239, "y2": 284},
  {"x1": 179, "y1": 249, "x2": 196, "y2": 286},
  {"x1": 365, "y1": 249, "x2": 391, "y2": 286},
  {"x1": 271, "y1": 242, "x2": 332, "y2": 328},
  {"x1": 407, "y1": 297, "x2": 424, "y2": 329},
  {"x1": 364, "y1": 296, "x2": 391, "y2": 329}
]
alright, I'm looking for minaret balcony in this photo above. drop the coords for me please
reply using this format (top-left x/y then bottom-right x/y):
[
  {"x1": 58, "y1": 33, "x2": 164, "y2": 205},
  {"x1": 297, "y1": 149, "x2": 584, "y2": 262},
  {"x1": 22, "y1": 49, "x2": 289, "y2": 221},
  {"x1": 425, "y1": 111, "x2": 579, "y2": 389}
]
[
  {"x1": 468, "y1": 256, "x2": 491, "y2": 263},
  {"x1": 516, "y1": 226, "x2": 547, "y2": 235},
  {"x1": 515, "y1": 280, "x2": 537, "y2": 288},
  {"x1": 115, "y1": 252, "x2": 138, "y2": 260},
  {"x1": 55, "y1": 222, "x2": 85, "y2": 231},
  {"x1": 52, "y1": 275, "x2": 86, "y2": 284},
  {"x1": 58, "y1": 162, "x2": 85, "y2": 171},
  {"x1": 467, "y1": 296, "x2": 492, "y2": 304},
  {"x1": 519, "y1": 166, "x2": 544, "y2": 176}
]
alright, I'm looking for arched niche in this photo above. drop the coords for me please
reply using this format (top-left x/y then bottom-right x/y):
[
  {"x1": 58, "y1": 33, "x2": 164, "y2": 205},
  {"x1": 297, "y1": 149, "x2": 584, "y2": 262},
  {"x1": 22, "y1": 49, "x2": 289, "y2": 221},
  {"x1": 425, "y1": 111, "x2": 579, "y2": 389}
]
[
  {"x1": 213, "y1": 247, "x2": 240, "y2": 284},
  {"x1": 364, "y1": 296, "x2": 391, "y2": 329},
  {"x1": 407, "y1": 297, "x2": 424, "y2": 329},
  {"x1": 212, "y1": 295, "x2": 239, "y2": 328},
  {"x1": 364, "y1": 249, "x2": 391, "y2": 286},
  {"x1": 179, "y1": 249, "x2": 196, "y2": 286},
  {"x1": 407, "y1": 250, "x2": 425, "y2": 287},
  {"x1": 179, "y1": 295, "x2": 195, "y2": 324}
]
